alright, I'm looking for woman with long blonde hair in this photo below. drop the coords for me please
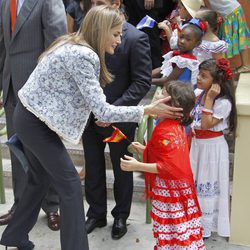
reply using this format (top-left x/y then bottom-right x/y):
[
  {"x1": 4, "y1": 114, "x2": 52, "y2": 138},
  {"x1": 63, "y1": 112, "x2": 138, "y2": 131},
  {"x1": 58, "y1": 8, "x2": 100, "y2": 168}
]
[{"x1": 0, "y1": 5, "x2": 182, "y2": 250}]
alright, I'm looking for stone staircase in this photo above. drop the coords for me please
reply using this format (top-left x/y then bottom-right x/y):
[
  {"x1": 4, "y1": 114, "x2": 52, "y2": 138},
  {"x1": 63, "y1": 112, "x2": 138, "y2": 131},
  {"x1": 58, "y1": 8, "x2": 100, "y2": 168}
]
[{"x1": 0, "y1": 86, "x2": 235, "y2": 203}]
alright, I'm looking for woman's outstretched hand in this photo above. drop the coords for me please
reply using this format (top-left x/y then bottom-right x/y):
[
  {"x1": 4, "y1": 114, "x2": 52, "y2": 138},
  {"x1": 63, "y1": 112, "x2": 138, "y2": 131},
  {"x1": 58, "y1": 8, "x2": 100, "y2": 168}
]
[{"x1": 144, "y1": 96, "x2": 183, "y2": 119}]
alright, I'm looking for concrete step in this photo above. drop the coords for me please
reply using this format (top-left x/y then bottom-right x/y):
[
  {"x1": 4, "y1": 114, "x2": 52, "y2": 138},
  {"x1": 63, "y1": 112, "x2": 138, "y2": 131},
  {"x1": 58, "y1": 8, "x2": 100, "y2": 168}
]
[
  {"x1": 0, "y1": 134, "x2": 113, "y2": 169},
  {"x1": 1, "y1": 158, "x2": 146, "y2": 203}
]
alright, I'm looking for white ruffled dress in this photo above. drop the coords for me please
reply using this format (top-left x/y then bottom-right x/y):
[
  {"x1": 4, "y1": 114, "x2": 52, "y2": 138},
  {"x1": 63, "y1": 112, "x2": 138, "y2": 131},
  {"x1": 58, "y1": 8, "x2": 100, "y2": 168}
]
[{"x1": 160, "y1": 51, "x2": 200, "y2": 87}]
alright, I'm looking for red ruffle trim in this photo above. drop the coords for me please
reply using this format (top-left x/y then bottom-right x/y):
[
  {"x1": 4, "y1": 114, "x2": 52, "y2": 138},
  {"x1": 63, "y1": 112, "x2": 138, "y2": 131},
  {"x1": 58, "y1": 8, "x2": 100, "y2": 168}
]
[
  {"x1": 151, "y1": 210, "x2": 202, "y2": 225},
  {"x1": 154, "y1": 232, "x2": 204, "y2": 247},
  {"x1": 151, "y1": 202, "x2": 198, "y2": 214}
]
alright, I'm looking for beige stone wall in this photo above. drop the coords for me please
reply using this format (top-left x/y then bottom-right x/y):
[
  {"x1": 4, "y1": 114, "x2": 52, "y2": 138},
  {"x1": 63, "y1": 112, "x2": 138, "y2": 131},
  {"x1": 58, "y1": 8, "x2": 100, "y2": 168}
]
[{"x1": 230, "y1": 73, "x2": 250, "y2": 246}]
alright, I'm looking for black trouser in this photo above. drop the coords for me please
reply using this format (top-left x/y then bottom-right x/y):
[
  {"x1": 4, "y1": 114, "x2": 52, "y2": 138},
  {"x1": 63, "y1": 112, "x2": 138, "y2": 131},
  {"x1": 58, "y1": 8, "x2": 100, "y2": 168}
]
[
  {"x1": 82, "y1": 117, "x2": 135, "y2": 220},
  {"x1": 0, "y1": 102, "x2": 89, "y2": 250},
  {"x1": 4, "y1": 83, "x2": 59, "y2": 213}
]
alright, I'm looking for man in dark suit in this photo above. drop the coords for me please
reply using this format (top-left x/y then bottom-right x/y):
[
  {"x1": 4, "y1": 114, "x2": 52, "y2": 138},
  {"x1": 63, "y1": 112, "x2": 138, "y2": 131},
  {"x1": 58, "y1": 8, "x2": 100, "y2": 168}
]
[
  {"x1": 123, "y1": 0, "x2": 163, "y2": 69},
  {"x1": 83, "y1": 0, "x2": 151, "y2": 239},
  {"x1": 0, "y1": 0, "x2": 67, "y2": 230}
]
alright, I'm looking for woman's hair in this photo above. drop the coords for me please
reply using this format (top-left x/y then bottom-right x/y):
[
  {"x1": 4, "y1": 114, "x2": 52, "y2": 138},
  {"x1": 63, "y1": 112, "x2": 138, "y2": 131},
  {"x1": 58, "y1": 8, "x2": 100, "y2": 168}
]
[
  {"x1": 166, "y1": 81, "x2": 196, "y2": 126},
  {"x1": 39, "y1": 5, "x2": 122, "y2": 86},
  {"x1": 197, "y1": 8, "x2": 218, "y2": 32},
  {"x1": 199, "y1": 59, "x2": 237, "y2": 132}
]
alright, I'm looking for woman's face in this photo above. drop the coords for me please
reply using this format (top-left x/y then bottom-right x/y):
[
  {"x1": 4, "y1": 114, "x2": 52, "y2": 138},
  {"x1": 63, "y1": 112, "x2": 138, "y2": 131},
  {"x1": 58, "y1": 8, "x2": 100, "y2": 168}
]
[
  {"x1": 197, "y1": 69, "x2": 214, "y2": 90},
  {"x1": 105, "y1": 25, "x2": 122, "y2": 54}
]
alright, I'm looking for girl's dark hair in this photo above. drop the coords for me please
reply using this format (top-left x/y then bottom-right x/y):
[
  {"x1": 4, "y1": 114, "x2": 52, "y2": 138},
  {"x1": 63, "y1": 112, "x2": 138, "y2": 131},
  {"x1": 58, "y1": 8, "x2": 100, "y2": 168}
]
[
  {"x1": 182, "y1": 24, "x2": 203, "y2": 42},
  {"x1": 166, "y1": 81, "x2": 196, "y2": 126},
  {"x1": 198, "y1": 9, "x2": 218, "y2": 32},
  {"x1": 199, "y1": 59, "x2": 237, "y2": 132}
]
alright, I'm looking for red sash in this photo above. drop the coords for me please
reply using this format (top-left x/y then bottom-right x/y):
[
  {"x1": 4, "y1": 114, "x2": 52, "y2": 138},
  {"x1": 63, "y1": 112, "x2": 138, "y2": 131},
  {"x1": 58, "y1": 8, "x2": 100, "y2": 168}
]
[{"x1": 193, "y1": 129, "x2": 223, "y2": 139}]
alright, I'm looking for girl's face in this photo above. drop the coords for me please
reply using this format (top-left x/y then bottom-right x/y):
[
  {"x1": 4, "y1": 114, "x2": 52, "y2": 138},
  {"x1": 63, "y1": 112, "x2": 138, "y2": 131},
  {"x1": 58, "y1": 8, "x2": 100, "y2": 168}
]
[
  {"x1": 177, "y1": 27, "x2": 199, "y2": 53},
  {"x1": 156, "y1": 87, "x2": 171, "y2": 105},
  {"x1": 197, "y1": 69, "x2": 214, "y2": 90},
  {"x1": 105, "y1": 25, "x2": 122, "y2": 54},
  {"x1": 178, "y1": 1, "x2": 192, "y2": 20}
]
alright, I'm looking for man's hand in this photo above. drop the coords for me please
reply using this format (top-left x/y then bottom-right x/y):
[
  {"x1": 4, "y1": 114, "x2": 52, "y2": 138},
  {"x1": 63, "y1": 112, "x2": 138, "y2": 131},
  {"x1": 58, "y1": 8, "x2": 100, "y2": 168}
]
[
  {"x1": 144, "y1": 0, "x2": 154, "y2": 10},
  {"x1": 95, "y1": 120, "x2": 112, "y2": 128}
]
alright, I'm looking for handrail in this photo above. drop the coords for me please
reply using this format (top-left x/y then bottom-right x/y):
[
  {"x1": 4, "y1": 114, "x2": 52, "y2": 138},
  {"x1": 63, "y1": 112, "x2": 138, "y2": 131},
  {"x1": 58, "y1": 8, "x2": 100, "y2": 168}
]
[{"x1": 136, "y1": 86, "x2": 161, "y2": 224}]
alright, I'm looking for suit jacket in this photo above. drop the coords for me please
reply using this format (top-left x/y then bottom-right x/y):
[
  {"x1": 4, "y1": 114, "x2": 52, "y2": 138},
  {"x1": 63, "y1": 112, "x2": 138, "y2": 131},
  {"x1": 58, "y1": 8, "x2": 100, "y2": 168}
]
[
  {"x1": 104, "y1": 22, "x2": 151, "y2": 107},
  {"x1": 0, "y1": 0, "x2": 67, "y2": 104},
  {"x1": 132, "y1": 0, "x2": 163, "y2": 10}
]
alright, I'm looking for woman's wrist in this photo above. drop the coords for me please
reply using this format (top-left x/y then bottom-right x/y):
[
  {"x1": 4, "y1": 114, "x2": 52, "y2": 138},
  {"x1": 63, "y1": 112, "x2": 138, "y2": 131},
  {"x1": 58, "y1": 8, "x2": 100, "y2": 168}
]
[{"x1": 143, "y1": 104, "x2": 153, "y2": 116}]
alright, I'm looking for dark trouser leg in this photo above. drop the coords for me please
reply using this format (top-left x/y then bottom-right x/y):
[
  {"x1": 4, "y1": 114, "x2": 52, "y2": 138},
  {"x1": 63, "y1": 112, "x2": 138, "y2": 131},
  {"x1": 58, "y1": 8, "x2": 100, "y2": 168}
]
[
  {"x1": 0, "y1": 148, "x2": 51, "y2": 246},
  {"x1": 82, "y1": 121, "x2": 107, "y2": 219},
  {"x1": 1, "y1": 103, "x2": 88, "y2": 250},
  {"x1": 4, "y1": 85, "x2": 59, "y2": 214},
  {"x1": 4, "y1": 86, "x2": 27, "y2": 208},
  {"x1": 41, "y1": 185, "x2": 59, "y2": 214},
  {"x1": 109, "y1": 123, "x2": 135, "y2": 220}
]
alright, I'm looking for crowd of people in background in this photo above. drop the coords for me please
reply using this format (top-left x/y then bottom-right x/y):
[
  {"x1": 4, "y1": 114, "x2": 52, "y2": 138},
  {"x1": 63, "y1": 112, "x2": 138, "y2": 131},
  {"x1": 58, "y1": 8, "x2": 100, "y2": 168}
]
[{"x1": 0, "y1": 0, "x2": 249, "y2": 249}]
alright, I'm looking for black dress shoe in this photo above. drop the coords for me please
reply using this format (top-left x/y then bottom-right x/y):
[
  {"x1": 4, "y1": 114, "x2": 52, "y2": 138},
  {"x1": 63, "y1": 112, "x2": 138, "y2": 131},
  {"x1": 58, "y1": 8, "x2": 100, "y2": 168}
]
[
  {"x1": 5, "y1": 241, "x2": 35, "y2": 250},
  {"x1": 17, "y1": 241, "x2": 35, "y2": 250},
  {"x1": 111, "y1": 218, "x2": 127, "y2": 240},
  {"x1": 85, "y1": 217, "x2": 107, "y2": 234},
  {"x1": 0, "y1": 209, "x2": 15, "y2": 226}
]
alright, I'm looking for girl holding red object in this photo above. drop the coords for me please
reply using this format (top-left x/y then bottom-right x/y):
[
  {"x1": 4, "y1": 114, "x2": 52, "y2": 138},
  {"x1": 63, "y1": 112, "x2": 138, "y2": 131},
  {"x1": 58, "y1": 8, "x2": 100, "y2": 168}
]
[
  {"x1": 121, "y1": 81, "x2": 206, "y2": 250},
  {"x1": 190, "y1": 58, "x2": 237, "y2": 238}
]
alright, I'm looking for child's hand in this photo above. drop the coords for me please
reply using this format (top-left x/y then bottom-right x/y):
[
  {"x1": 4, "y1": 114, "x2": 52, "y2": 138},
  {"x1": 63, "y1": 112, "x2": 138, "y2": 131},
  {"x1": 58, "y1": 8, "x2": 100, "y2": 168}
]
[
  {"x1": 158, "y1": 20, "x2": 172, "y2": 37},
  {"x1": 120, "y1": 155, "x2": 140, "y2": 172},
  {"x1": 158, "y1": 20, "x2": 171, "y2": 30},
  {"x1": 131, "y1": 142, "x2": 145, "y2": 155},
  {"x1": 207, "y1": 84, "x2": 221, "y2": 100}
]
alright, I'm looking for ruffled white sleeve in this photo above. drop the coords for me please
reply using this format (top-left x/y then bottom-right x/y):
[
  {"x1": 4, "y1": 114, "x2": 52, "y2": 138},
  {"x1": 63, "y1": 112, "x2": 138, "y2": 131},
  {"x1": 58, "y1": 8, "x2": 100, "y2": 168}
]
[
  {"x1": 160, "y1": 52, "x2": 200, "y2": 86},
  {"x1": 211, "y1": 98, "x2": 232, "y2": 131}
]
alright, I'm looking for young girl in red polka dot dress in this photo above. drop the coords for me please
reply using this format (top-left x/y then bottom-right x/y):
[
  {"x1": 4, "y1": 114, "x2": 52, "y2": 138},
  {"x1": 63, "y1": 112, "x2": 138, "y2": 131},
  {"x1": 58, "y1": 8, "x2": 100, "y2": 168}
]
[{"x1": 121, "y1": 81, "x2": 205, "y2": 250}]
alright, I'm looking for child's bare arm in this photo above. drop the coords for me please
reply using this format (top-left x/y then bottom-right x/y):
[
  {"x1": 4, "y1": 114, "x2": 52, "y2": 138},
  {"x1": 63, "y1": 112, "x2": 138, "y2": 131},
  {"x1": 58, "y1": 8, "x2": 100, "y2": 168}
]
[
  {"x1": 152, "y1": 66, "x2": 185, "y2": 87},
  {"x1": 201, "y1": 84, "x2": 222, "y2": 129},
  {"x1": 152, "y1": 67, "x2": 161, "y2": 78},
  {"x1": 120, "y1": 155, "x2": 158, "y2": 173}
]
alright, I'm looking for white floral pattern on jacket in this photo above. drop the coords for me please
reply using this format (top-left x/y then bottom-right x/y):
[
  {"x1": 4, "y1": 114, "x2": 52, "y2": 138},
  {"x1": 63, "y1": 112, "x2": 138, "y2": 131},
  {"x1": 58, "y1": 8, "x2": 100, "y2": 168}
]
[{"x1": 18, "y1": 44, "x2": 144, "y2": 144}]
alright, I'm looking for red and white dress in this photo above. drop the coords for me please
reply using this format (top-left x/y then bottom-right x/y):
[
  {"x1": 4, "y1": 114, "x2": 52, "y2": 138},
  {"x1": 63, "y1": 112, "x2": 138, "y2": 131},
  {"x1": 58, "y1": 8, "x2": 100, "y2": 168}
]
[{"x1": 144, "y1": 119, "x2": 205, "y2": 250}]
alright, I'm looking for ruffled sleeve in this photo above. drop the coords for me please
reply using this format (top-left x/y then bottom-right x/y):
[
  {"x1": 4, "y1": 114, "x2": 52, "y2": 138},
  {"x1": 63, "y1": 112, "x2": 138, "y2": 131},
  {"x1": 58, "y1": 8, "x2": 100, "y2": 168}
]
[
  {"x1": 213, "y1": 98, "x2": 232, "y2": 120},
  {"x1": 210, "y1": 98, "x2": 232, "y2": 132},
  {"x1": 160, "y1": 52, "x2": 199, "y2": 86}
]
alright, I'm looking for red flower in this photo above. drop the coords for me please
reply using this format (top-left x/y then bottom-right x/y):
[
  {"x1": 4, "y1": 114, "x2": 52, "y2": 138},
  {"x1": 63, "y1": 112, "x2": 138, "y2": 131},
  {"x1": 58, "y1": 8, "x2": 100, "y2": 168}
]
[
  {"x1": 199, "y1": 20, "x2": 207, "y2": 33},
  {"x1": 216, "y1": 58, "x2": 233, "y2": 80}
]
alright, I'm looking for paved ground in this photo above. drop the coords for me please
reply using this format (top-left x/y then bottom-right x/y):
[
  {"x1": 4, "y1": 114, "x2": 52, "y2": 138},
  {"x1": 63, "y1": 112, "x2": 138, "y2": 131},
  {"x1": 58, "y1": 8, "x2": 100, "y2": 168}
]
[{"x1": 0, "y1": 189, "x2": 250, "y2": 250}]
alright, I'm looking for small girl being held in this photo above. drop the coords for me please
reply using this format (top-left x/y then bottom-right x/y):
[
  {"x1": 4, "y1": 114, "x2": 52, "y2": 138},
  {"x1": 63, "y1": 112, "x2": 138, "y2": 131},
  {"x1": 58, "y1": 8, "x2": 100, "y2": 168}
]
[
  {"x1": 190, "y1": 58, "x2": 237, "y2": 238},
  {"x1": 194, "y1": 8, "x2": 228, "y2": 62},
  {"x1": 152, "y1": 19, "x2": 204, "y2": 88},
  {"x1": 121, "y1": 81, "x2": 206, "y2": 250}
]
